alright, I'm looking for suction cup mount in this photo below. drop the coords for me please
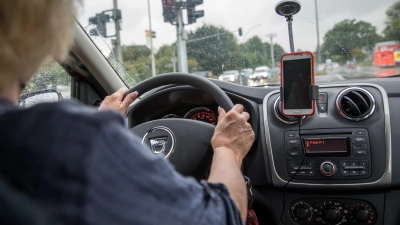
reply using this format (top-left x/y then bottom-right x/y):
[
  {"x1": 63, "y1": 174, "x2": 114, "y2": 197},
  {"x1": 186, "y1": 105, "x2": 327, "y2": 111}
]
[{"x1": 275, "y1": 0, "x2": 302, "y2": 52}]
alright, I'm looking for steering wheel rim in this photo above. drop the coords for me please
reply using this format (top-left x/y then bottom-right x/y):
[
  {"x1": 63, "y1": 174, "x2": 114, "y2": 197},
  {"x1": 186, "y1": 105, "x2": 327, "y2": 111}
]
[
  {"x1": 128, "y1": 73, "x2": 234, "y2": 179},
  {"x1": 125, "y1": 73, "x2": 234, "y2": 111}
]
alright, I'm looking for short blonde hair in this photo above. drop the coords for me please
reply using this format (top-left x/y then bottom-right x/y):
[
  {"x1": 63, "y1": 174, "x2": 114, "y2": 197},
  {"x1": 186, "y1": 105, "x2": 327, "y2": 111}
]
[{"x1": 0, "y1": 0, "x2": 76, "y2": 85}]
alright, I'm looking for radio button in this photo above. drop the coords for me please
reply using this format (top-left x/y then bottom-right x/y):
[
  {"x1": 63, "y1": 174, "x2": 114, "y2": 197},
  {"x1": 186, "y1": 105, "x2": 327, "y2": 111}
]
[
  {"x1": 356, "y1": 131, "x2": 365, "y2": 135},
  {"x1": 352, "y1": 144, "x2": 368, "y2": 150},
  {"x1": 350, "y1": 170, "x2": 360, "y2": 176},
  {"x1": 360, "y1": 167, "x2": 369, "y2": 176},
  {"x1": 341, "y1": 169, "x2": 349, "y2": 176},
  {"x1": 340, "y1": 160, "x2": 349, "y2": 168},
  {"x1": 306, "y1": 161, "x2": 315, "y2": 168},
  {"x1": 288, "y1": 161, "x2": 298, "y2": 168},
  {"x1": 353, "y1": 137, "x2": 367, "y2": 143},
  {"x1": 354, "y1": 150, "x2": 368, "y2": 156},
  {"x1": 287, "y1": 133, "x2": 298, "y2": 137},
  {"x1": 308, "y1": 170, "x2": 315, "y2": 176},
  {"x1": 349, "y1": 160, "x2": 359, "y2": 167},
  {"x1": 288, "y1": 151, "x2": 302, "y2": 157},
  {"x1": 287, "y1": 139, "x2": 301, "y2": 145},
  {"x1": 359, "y1": 160, "x2": 369, "y2": 167},
  {"x1": 287, "y1": 145, "x2": 302, "y2": 152}
]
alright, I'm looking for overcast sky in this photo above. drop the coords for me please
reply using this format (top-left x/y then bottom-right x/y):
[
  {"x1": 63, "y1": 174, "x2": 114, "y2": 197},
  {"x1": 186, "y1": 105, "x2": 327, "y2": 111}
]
[{"x1": 77, "y1": 0, "x2": 398, "y2": 55}]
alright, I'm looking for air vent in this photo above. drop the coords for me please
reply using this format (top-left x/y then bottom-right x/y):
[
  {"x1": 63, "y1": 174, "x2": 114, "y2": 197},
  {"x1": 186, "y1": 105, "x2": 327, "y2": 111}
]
[
  {"x1": 273, "y1": 97, "x2": 305, "y2": 124},
  {"x1": 336, "y1": 87, "x2": 375, "y2": 121}
]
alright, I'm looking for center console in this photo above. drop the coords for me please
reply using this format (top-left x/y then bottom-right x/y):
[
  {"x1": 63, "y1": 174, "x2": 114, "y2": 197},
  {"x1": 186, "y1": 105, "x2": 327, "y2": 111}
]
[{"x1": 261, "y1": 84, "x2": 391, "y2": 225}]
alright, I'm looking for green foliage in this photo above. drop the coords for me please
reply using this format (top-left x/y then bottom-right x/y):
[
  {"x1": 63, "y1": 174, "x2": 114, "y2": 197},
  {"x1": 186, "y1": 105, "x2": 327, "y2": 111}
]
[
  {"x1": 383, "y1": 1, "x2": 400, "y2": 41},
  {"x1": 240, "y1": 36, "x2": 285, "y2": 69},
  {"x1": 24, "y1": 58, "x2": 70, "y2": 94},
  {"x1": 320, "y1": 19, "x2": 381, "y2": 63},
  {"x1": 122, "y1": 45, "x2": 151, "y2": 62},
  {"x1": 351, "y1": 48, "x2": 367, "y2": 62},
  {"x1": 187, "y1": 24, "x2": 242, "y2": 75}
]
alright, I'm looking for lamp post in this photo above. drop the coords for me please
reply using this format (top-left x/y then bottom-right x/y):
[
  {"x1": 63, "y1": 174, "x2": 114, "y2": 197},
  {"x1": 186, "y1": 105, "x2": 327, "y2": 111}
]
[
  {"x1": 266, "y1": 33, "x2": 277, "y2": 71},
  {"x1": 315, "y1": 0, "x2": 321, "y2": 64},
  {"x1": 147, "y1": 0, "x2": 156, "y2": 76}
]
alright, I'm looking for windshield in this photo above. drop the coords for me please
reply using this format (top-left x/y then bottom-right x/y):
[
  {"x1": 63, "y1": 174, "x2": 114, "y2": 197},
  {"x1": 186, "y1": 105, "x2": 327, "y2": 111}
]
[
  {"x1": 77, "y1": 0, "x2": 400, "y2": 87},
  {"x1": 223, "y1": 71, "x2": 238, "y2": 75},
  {"x1": 255, "y1": 69, "x2": 268, "y2": 73}
]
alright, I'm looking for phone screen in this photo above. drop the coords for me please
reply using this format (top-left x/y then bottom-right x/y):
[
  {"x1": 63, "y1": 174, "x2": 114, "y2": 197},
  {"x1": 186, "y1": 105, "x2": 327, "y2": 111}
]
[{"x1": 282, "y1": 58, "x2": 312, "y2": 110}]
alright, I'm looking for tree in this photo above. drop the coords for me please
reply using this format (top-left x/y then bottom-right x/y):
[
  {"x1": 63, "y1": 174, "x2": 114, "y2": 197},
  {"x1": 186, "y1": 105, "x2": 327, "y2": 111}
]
[
  {"x1": 187, "y1": 24, "x2": 241, "y2": 75},
  {"x1": 122, "y1": 45, "x2": 151, "y2": 62},
  {"x1": 351, "y1": 48, "x2": 367, "y2": 62},
  {"x1": 320, "y1": 19, "x2": 381, "y2": 63},
  {"x1": 240, "y1": 36, "x2": 286, "y2": 69},
  {"x1": 383, "y1": 1, "x2": 400, "y2": 41}
]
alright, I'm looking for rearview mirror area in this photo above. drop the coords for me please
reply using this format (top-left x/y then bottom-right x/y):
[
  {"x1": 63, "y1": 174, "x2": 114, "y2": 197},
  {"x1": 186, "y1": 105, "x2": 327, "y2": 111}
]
[{"x1": 18, "y1": 89, "x2": 63, "y2": 108}]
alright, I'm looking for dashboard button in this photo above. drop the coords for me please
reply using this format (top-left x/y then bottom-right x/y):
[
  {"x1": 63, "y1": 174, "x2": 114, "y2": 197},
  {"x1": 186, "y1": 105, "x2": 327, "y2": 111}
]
[
  {"x1": 359, "y1": 160, "x2": 369, "y2": 167},
  {"x1": 349, "y1": 160, "x2": 359, "y2": 167},
  {"x1": 305, "y1": 161, "x2": 315, "y2": 169},
  {"x1": 288, "y1": 161, "x2": 298, "y2": 168},
  {"x1": 318, "y1": 92, "x2": 328, "y2": 104},
  {"x1": 352, "y1": 144, "x2": 368, "y2": 150},
  {"x1": 287, "y1": 139, "x2": 300, "y2": 145},
  {"x1": 341, "y1": 169, "x2": 349, "y2": 176},
  {"x1": 317, "y1": 103, "x2": 327, "y2": 113},
  {"x1": 287, "y1": 133, "x2": 298, "y2": 137},
  {"x1": 354, "y1": 150, "x2": 368, "y2": 156},
  {"x1": 360, "y1": 167, "x2": 369, "y2": 176},
  {"x1": 350, "y1": 170, "x2": 360, "y2": 176},
  {"x1": 288, "y1": 151, "x2": 302, "y2": 157},
  {"x1": 353, "y1": 137, "x2": 367, "y2": 143},
  {"x1": 356, "y1": 131, "x2": 365, "y2": 135},
  {"x1": 308, "y1": 170, "x2": 315, "y2": 176},
  {"x1": 340, "y1": 160, "x2": 349, "y2": 168},
  {"x1": 287, "y1": 145, "x2": 302, "y2": 152}
]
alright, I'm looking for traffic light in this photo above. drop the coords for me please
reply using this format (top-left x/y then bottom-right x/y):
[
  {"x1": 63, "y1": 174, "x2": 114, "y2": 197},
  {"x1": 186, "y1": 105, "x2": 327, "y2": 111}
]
[
  {"x1": 239, "y1": 28, "x2": 243, "y2": 36},
  {"x1": 146, "y1": 30, "x2": 156, "y2": 38},
  {"x1": 162, "y1": 0, "x2": 177, "y2": 23},
  {"x1": 88, "y1": 12, "x2": 110, "y2": 37},
  {"x1": 187, "y1": 0, "x2": 204, "y2": 24}
]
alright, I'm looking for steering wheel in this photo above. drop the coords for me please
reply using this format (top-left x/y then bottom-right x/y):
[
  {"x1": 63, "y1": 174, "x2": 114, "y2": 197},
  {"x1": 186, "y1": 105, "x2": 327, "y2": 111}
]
[{"x1": 126, "y1": 73, "x2": 234, "y2": 180}]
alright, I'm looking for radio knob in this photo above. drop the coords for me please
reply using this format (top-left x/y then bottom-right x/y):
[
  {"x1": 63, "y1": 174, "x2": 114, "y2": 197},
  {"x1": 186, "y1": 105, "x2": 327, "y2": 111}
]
[{"x1": 320, "y1": 161, "x2": 336, "y2": 176}]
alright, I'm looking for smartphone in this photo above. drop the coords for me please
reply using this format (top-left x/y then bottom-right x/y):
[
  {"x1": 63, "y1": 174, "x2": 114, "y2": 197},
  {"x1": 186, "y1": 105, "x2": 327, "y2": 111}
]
[{"x1": 280, "y1": 51, "x2": 315, "y2": 116}]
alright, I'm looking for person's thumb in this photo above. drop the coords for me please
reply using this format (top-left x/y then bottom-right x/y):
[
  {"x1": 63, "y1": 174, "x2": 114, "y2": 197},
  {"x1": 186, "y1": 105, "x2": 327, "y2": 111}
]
[
  {"x1": 122, "y1": 91, "x2": 138, "y2": 109},
  {"x1": 218, "y1": 106, "x2": 227, "y2": 118}
]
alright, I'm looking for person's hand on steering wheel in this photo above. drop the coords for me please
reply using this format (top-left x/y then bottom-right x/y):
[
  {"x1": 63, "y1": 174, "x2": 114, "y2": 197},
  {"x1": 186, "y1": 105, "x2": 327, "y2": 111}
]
[
  {"x1": 211, "y1": 104, "x2": 255, "y2": 162},
  {"x1": 98, "y1": 88, "x2": 138, "y2": 115}
]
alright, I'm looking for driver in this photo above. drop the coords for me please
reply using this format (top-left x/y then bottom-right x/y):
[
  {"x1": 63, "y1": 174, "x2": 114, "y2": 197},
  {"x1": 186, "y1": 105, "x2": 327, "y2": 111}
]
[{"x1": 0, "y1": 1, "x2": 255, "y2": 225}]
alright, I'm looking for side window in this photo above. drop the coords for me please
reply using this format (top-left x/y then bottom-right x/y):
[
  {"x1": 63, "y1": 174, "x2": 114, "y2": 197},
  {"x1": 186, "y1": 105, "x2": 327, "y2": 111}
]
[{"x1": 23, "y1": 58, "x2": 72, "y2": 99}]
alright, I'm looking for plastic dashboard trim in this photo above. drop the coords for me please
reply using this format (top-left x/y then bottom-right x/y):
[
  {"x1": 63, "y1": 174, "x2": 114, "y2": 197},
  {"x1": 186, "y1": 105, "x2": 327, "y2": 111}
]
[{"x1": 262, "y1": 83, "x2": 392, "y2": 189}]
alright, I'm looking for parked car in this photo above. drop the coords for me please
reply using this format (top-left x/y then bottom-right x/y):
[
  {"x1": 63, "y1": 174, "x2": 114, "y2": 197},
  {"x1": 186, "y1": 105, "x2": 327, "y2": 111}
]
[
  {"x1": 192, "y1": 71, "x2": 213, "y2": 78},
  {"x1": 218, "y1": 70, "x2": 239, "y2": 83},
  {"x1": 249, "y1": 66, "x2": 271, "y2": 80}
]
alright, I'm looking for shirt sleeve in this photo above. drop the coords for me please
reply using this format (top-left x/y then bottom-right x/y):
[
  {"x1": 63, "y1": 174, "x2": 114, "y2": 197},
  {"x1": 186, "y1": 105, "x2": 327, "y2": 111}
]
[{"x1": 84, "y1": 111, "x2": 244, "y2": 225}]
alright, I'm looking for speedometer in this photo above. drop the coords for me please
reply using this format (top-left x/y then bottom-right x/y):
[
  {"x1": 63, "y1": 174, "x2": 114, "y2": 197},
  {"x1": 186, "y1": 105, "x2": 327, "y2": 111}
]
[{"x1": 184, "y1": 107, "x2": 217, "y2": 125}]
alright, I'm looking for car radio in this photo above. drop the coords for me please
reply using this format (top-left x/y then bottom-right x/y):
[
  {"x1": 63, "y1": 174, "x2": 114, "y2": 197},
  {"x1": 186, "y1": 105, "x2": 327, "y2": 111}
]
[{"x1": 285, "y1": 128, "x2": 371, "y2": 180}]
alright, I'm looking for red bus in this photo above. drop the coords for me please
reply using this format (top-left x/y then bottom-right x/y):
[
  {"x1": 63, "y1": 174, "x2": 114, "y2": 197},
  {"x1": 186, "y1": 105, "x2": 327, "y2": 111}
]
[{"x1": 373, "y1": 51, "x2": 396, "y2": 67}]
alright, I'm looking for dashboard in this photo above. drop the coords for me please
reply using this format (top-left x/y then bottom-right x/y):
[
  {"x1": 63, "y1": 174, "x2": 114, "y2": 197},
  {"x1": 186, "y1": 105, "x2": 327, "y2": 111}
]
[{"x1": 128, "y1": 77, "x2": 400, "y2": 225}]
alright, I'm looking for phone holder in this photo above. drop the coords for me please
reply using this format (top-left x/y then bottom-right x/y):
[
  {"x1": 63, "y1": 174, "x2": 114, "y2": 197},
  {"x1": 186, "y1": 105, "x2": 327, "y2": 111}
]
[{"x1": 275, "y1": 0, "x2": 301, "y2": 53}]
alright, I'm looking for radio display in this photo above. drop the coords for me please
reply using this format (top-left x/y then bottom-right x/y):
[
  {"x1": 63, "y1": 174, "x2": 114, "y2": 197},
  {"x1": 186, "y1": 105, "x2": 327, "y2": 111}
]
[{"x1": 304, "y1": 137, "x2": 349, "y2": 155}]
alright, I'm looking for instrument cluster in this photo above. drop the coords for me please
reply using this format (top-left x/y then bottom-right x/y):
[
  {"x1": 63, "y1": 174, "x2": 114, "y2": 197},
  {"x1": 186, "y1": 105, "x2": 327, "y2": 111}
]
[{"x1": 162, "y1": 107, "x2": 217, "y2": 125}]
